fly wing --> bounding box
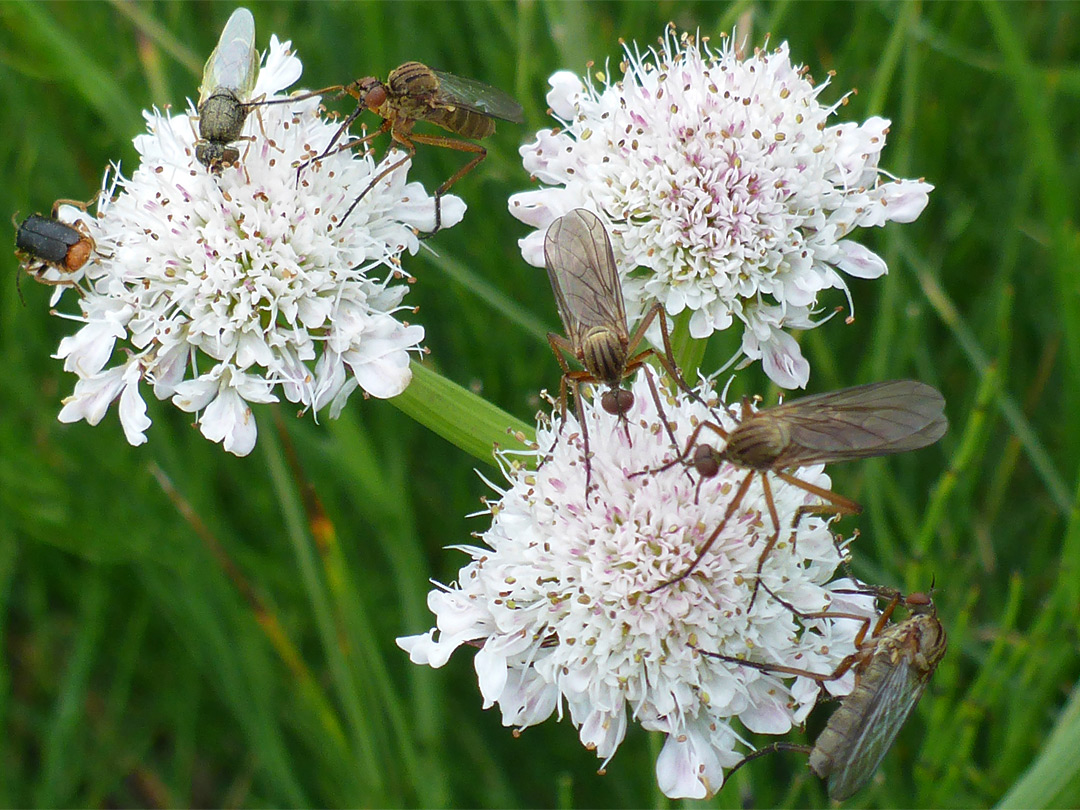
[825,656,931,801]
[543,209,629,347]
[431,70,525,123]
[199,8,259,104]
[768,380,948,467]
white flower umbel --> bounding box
[398,373,879,799]
[509,26,932,389]
[51,35,464,455]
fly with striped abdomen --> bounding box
[543,208,707,495]
[262,61,523,232]
[639,381,947,604]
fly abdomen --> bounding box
[808,675,879,780]
[435,106,497,139]
[580,326,627,385]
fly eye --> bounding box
[365,84,387,108]
[905,592,933,610]
[601,388,635,416]
[692,445,720,478]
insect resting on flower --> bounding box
[262,61,523,233]
[701,585,947,801]
[14,198,100,295]
[637,380,947,604]
[543,208,710,495]
[195,7,259,172]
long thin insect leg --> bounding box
[407,132,487,236]
[634,363,680,453]
[51,197,94,215]
[547,332,577,439]
[295,115,385,188]
[337,140,416,227]
[723,743,814,784]
[772,470,861,555]
[623,303,719,419]
[250,84,346,108]
[648,471,755,593]
[784,581,903,646]
[573,377,594,496]
[746,473,783,611]
[628,418,730,479]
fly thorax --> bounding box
[389,62,440,100]
[580,326,627,385]
[724,417,791,469]
[911,615,948,669]
[199,91,247,142]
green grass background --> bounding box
[1,1,1078,807]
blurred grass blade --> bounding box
[148,462,350,756]
[1,1,139,129]
[427,251,551,344]
[996,678,1080,809]
[915,268,1070,514]
[259,427,385,800]
[915,364,997,556]
[35,570,105,807]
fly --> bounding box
[641,381,947,605]
[701,587,947,801]
[264,61,523,232]
[196,7,259,172]
[544,208,705,494]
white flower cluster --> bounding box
[510,27,931,388]
[50,36,463,455]
[399,374,877,799]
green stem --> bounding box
[667,310,707,384]
[391,360,534,467]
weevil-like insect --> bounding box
[544,208,708,494]
[642,381,947,603]
[195,7,259,172]
[14,199,98,294]
[702,586,947,801]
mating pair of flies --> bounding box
[195,8,523,232]
[543,209,948,601]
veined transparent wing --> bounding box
[199,7,259,104]
[762,380,948,468]
[825,648,937,800]
[543,209,629,348]
[431,70,524,123]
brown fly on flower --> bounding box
[261,61,523,232]
[639,381,947,604]
[544,208,709,494]
[700,585,947,801]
